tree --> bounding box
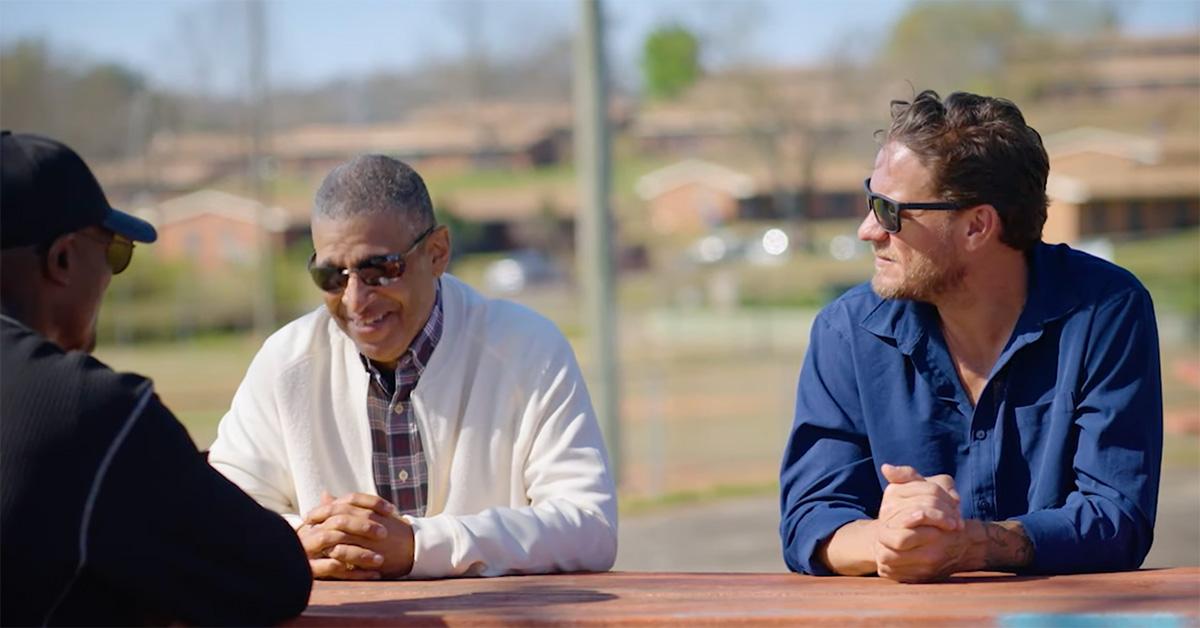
[0,39,162,161]
[641,25,700,101]
[882,1,1029,96]
[881,0,1132,101]
[68,62,147,159]
[0,40,56,132]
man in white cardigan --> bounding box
[209,155,617,580]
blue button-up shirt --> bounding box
[780,242,1162,576]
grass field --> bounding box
[94,228,1200,499]
[94,315,808,495]
[1112,229,1200,318]
[96,333,261,446]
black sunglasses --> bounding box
[308,224,438,293]
[864,178,964,233]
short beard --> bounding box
[871,232,965,303]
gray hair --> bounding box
[313,154,435,229]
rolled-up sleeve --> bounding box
[779,313,877,576]
[1014,288,1162,573]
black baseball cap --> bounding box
[1,130,157,250]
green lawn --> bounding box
[94,333,261,447]
[1113,228,1200,318]
[92,228,1200,491]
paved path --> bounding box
[615,468,1200,572]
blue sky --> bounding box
[1,0,1197,95]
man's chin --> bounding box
[348,334,405,365]
[353,340,401,363]
[872,275,924,302]
[871,275,902,300]
[332,317,411,364]
[872,271,962,304]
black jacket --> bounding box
[1,315,312,626]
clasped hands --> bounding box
[296,492,415,580]
[873,463,978,583]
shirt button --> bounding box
[977,499,990,512]
[974,429,987,440]
[397,469,409,482]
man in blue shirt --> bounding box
[779,91,1162,582]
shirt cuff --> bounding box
[787,508,871,576]
[403,515,455,579]
[1011,509,1078,574]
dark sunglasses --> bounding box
[864,178,964,233]
[74,230,135,274]
[308,224,438,293]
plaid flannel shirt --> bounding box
[361,284,442,516]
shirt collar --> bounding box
[859,241,1081,353]
[1021,241,1083,327]
[858,297,936,355]
[406,280,444,373]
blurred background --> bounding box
[2,0,1196,571]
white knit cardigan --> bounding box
[209,274,617,578]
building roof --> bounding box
[1050,165,1200,203]
[635,159,757,200]
[272,119,558,160]
[1045,126,1200,201]
[440,185,578,222]
[1043,127,1161,164]
[634,156,871,202]
[136,189,290,232]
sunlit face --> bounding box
[311,213,447,367]
[857,142,965,302]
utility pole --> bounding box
[574,0,620,485]
[247,0,275,338]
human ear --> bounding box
[41,234,75,287]
[962,204,999,251]
[428,226,452,276]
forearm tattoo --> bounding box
[984,520,1034,569]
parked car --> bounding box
[483,249,561,294]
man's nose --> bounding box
[857,211,888,243]
[341,272,373,314]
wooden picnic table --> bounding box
[292,567,1199,626]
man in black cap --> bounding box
[0,131,313,625]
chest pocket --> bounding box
[1013,390,1074,425]
[1008,392,1076,470]
[1013,397,1054,431]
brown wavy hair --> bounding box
[884,90,1049,250]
